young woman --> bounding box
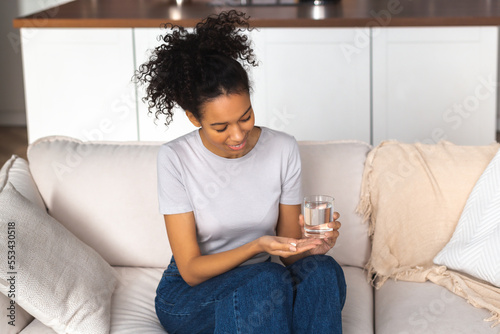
[135,10,346,334]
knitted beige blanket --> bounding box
[358,140,500,327]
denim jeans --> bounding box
[155,255,346,334]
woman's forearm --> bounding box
[178,235,315,286]
[179,239,262,286]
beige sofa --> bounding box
[0,135,498,334]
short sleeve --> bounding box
[280,138,303,205]
[157,144,193,214]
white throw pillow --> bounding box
[0,155,38,333]
[434,148,500,287]
[0,184,117,334]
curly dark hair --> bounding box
[134,10,258,126]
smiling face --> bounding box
[186,92,261,159]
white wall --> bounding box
[18,0,73,16]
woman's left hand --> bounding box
[298,212,341,255]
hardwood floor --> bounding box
[0,126,28,166]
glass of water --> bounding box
[303,195,334,238]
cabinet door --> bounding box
[250,28,371,142]
[372,27,498,145]
[22,28,138,143]
[134,28,197,142]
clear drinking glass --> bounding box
[303,195,334,238]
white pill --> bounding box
[290,242,297,247]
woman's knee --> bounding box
[245,262,290,288]
[315,255,344,278]
[217,262,293,331]
[298,255,346,306]
[316,256,345,288]
[289,255,345,285]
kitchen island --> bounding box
[13,0,500,28]
[13,0,500,145]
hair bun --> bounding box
[135,10,258,126]
[195,10,257,66]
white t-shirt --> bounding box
[157,127,302,265]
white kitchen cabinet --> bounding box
[251,28,371,142]
[20,26,498,146]
[372,27,498,145]
[133,27,371,143]
[21,28,138,143]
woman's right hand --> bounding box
[257,235,322,258]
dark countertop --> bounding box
[13,0,500,28]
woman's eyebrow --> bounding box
[210,105,252,126]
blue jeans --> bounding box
[155,254,346,334]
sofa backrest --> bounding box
[298,141,372,268]
[27,136,371,269]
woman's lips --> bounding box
[227,138,247,151]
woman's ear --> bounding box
[186,111,201,127]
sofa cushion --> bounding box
[0,156,39,334]
[28,136,371,269]
[341,266,374,334]
[111,267,165,333]
[0,185,117,334]
[27,136,168,267]
[375,279,498,334]
[110,266,375,334]
[299,140,372,268]
[21,265,371,334]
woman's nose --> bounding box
[229,125,244,142]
